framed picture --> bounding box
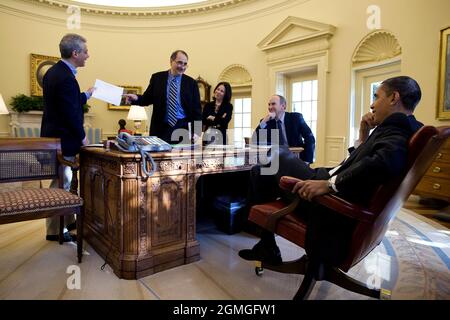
[437,26,450,120]
[108,85,142,110]
[30,53,60,96]
[196,76,211,108]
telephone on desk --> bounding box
[115,132,172,177]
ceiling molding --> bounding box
[25,0,254,17]
[352,30,402,65]
[258,16,336,52]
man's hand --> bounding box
[86,87,96,96]
[123,94,138,104]
[207,115,215,121]
[262,112,276,124]
[82,137,89,146]
[358,112,377,144]
[292,179,329,201]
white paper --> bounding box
[92,79,124,106]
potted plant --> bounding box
[10,94,91,113]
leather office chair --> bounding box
[246,126,450,300]
[0,138,84,263]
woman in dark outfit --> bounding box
[202,82,233,145]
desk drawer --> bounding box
[415,176,450,201]
[433,140,450,164]
[424,161,450,179]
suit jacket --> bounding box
[330,113,423,205]
[136,71,202,137]
[303,113,423,265]
[253,112,315,163]
[40,60,87,156]
[202,101,233,144]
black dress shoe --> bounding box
[238,240,282,265]
[46,232,76,242]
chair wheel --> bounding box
[255,267,264,276]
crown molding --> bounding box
[25,0,253,17]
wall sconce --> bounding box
[0,94,9,115]
[127,105,147,135]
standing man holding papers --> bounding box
[124,50,202,143]
[41,33,94,242]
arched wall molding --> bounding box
[352,29,402,66]
[258,16,336,166]
[218,64,252,94]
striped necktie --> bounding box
[167,77,178,127]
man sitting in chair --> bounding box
[239,76,423,266]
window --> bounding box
[291,80,318,138]
[233,97,251,148]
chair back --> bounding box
[341,126,450,271]
[0,138,62,184]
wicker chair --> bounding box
[246,125,450,299]
[0,138,84,263]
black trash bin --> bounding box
[213,195,247,234]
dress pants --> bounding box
[249,147,355,266]
[46,155,76,235]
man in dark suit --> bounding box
[240,76,423,266]
[252,94,315,163]
[125,50,202,144]
[41,33,94,242]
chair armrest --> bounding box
[313,194,376,223]
[279,176,376,223]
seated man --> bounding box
[252,94,316,163]
[239,76,423,266]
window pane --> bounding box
[234,113,243,127]
[302,81,312,101]
[243,128,251,137]
[292,82,301,101]
[243,98,251,113]
[234,99,242,113]
[293,102,301,113]
[234,128,242,140]
[302,101,312,120]
[243,113,251,127]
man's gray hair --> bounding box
[59,34,86,59]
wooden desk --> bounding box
[80,146,303,279]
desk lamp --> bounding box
[0,94,9,115]
[127,105,147,135]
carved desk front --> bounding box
[80,145,303,279]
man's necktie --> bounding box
[167,78,178,127]
[276,119,287,146]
